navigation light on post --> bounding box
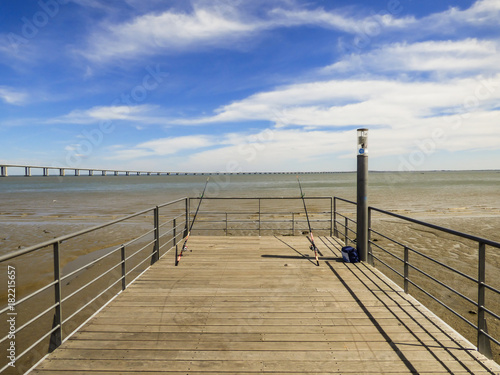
[357,128,368,155]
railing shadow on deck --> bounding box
[317,236,495,374]
[333,197,500,364]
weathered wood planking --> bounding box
[32,236,500,374]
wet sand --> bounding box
[0,171,499,370]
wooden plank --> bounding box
[31,236,500,375]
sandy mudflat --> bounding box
[1,171,499,370]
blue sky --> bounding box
[0,0,499,172]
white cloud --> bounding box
[107,135,217,160]
[0,86,28,105]
[427,0,500,26]
[51,104,158,124]
[174,74,500,128]
[78,0,418,62]
[82,4,261,62]
[324,39,500,75]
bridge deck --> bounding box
[32,236,500,374]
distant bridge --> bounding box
[0,164,331,177]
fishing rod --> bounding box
[176,177,210,266]
[297,176,320,266]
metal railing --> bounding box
[0,195,332,373]
[187,197,334,236]
[2,194,499,373]
[333,196,500,359]
[333,197,357,245]
[0,198,188,374]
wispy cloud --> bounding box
[79,0,500,63]
[173,74,500,127]
[323,39,500,76]
[81,3,262,62]
[0,86,28,105]
[106,135,218,160]
[77,0,416,63]
[50,104,159,124]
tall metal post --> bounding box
[49,241,62,352]
[152,206,160,264]
[185,198,190,238]
[477,242,492,358]
[356,129,369,262]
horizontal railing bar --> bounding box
[484,282,500,296]
[193,212,332,217]
[62,277,122,326]
[158,214,185,229]
[369,206,500,249]
[156,197,187,209]
[125,239,156,263]
[159,241,173,251]
[335,197,357,205]
[158,231,175,240]
[369,241,405,263]
[407,247,478,284]
[334,213,355,221]
[0,197,188,262]
[0,302,57,345]
[4,325,60,371]
[62,262,121,304]
[61,246,122,282]
[192,196,333,200]
[407,278,478,330]
[0,280,57,315]
[408,263,478,307]
[196,219,330,225]
[125,252,154,278]
[370,227,479,284]
[480,329,500,347]
[483,305,500,322]
[371,254,404,279]
[159,223,186,238]
[370,228,408,249]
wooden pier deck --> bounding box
[32,236,500,374]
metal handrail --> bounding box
[0,197,187,262]
[0,197,188,373]
[369,206,500,248]
[332,197,500,359]
[186,197,334,236]
[2,194,498,372]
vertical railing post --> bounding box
[49,241,62,352]
[152,206,160,264]
[121,245,126,290]
[292,212,295,236]
[258,198,261,237]
[225,213,228,236]
[367,208,373,266]
[172,218,177,258]
[477,242,492,358]
[330,197,333,237]
[344,217,348,246]
[185,198,190,238]
[404,246,409,293]
[333,198,338,237]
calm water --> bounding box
[1,170,500,252]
